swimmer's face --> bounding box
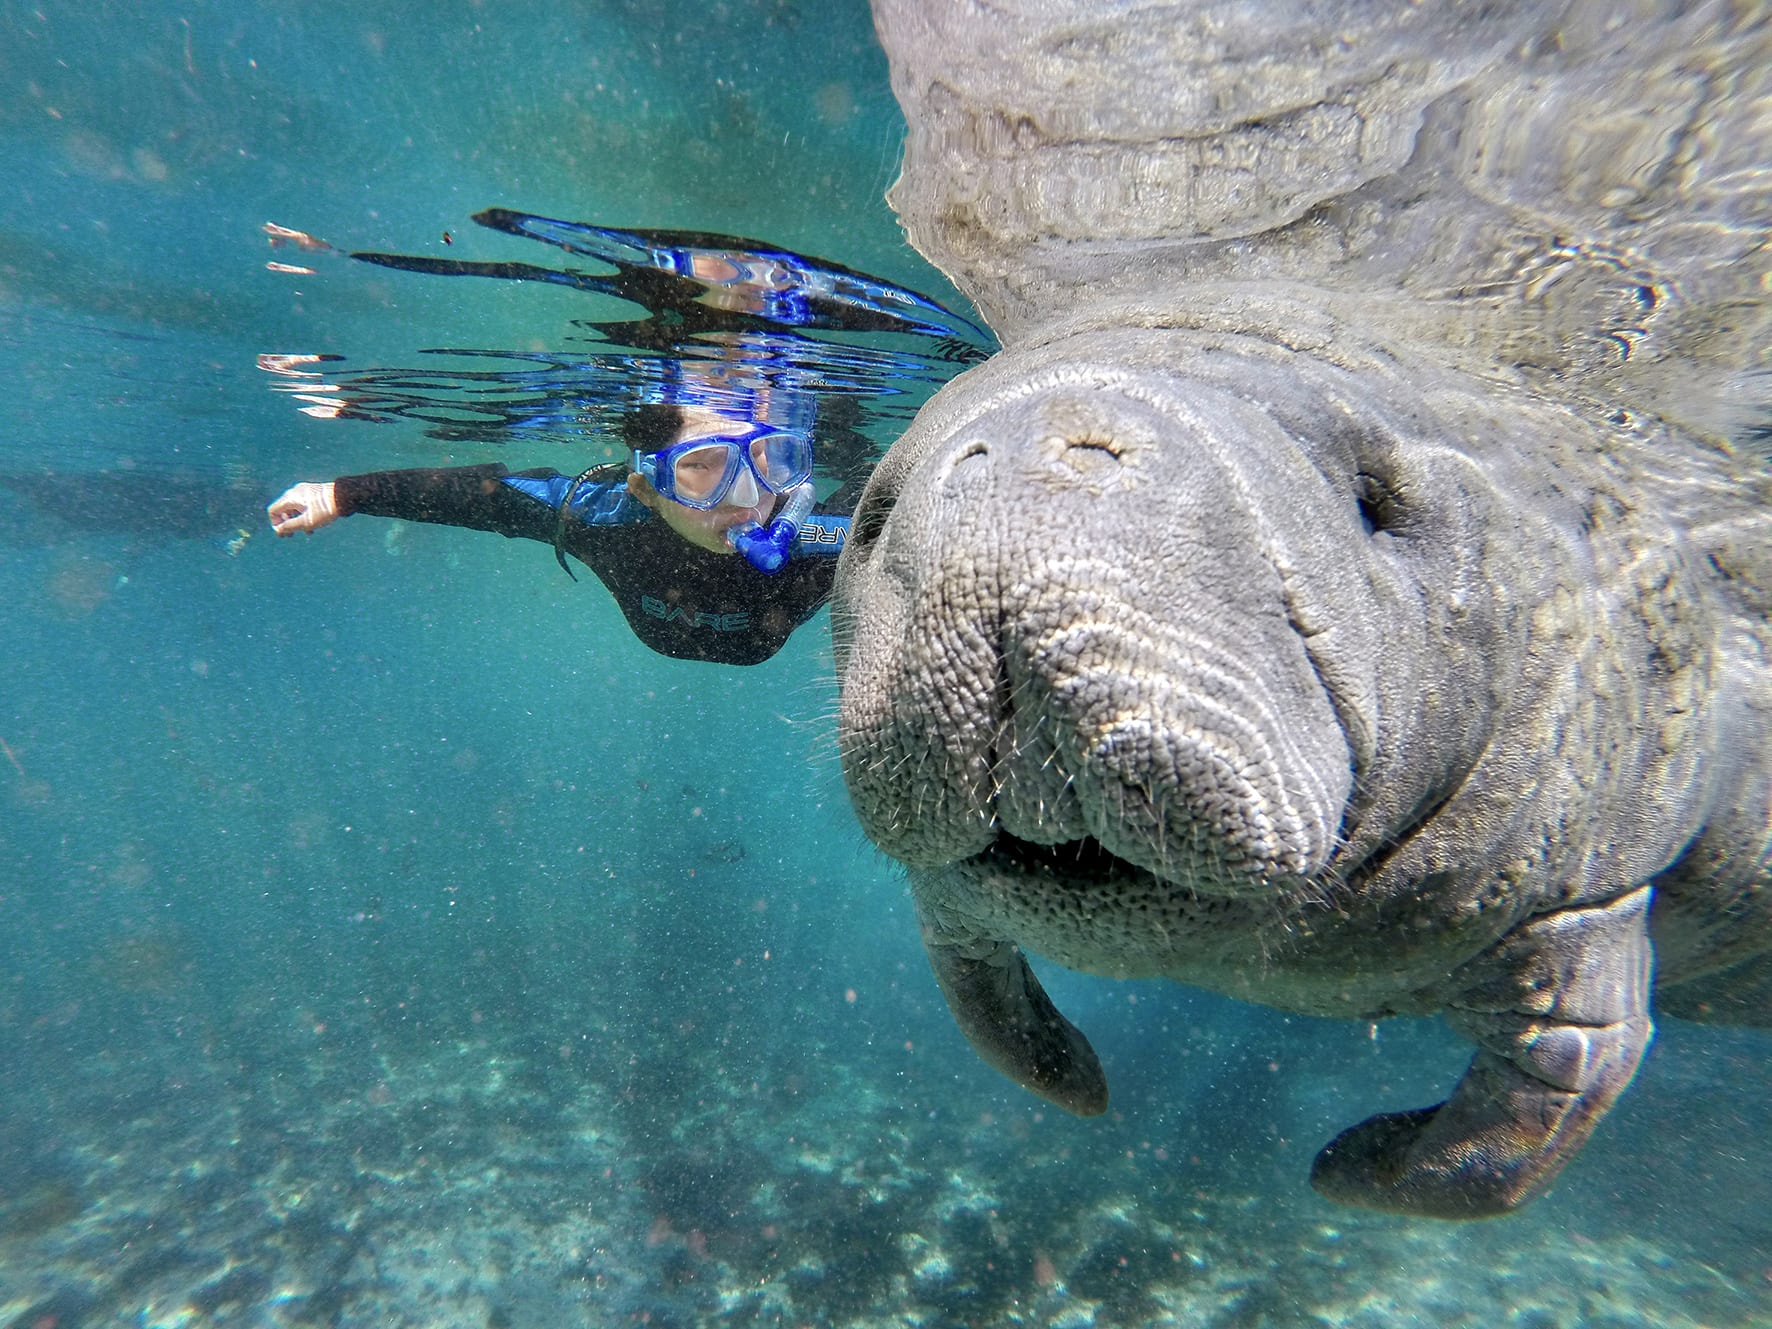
[628,407,780,554]
[627,469,776,554]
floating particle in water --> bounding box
[45,556,113,619]
[815,81,855,125]
[262,221,332,252]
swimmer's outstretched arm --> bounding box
[268,465,613,544]
[267,481,339,535]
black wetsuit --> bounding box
[333,463,850,665]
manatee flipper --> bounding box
[1312,887,1655,1218]
[919,920,1109,1117]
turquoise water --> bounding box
[1,3,1768,1326]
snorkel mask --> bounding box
[633,424,816,574]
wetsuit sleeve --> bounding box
[791,508,850,558]
[332,463,564,542]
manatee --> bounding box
[835,0,1772,1218]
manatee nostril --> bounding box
[1065,434,1121,456]
[941,436,992,486]
[1059,433,1124,479]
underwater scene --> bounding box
[1,3,1768,1327]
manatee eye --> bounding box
[1354,470,1402,536]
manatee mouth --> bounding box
[976,830,1151,889]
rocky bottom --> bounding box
[3,1010,1768,1329]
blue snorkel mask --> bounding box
[634,423,816,573]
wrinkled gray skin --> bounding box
[836,0,1772,1218]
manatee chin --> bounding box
[923,835,1301,988]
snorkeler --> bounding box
[264,212,988,665]
[268,396,863,666]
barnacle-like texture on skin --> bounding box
[842,0,1772,1217]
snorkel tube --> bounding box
[727,481,815,574]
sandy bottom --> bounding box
[4,1014,1768,1329]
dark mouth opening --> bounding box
[982,831,1142,884]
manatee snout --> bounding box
[836,362,1358,894]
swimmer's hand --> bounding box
[268,481,340,536]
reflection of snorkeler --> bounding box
[266,216,987,666]
[347,208,992,353]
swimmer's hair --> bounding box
[622,402,683,455]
